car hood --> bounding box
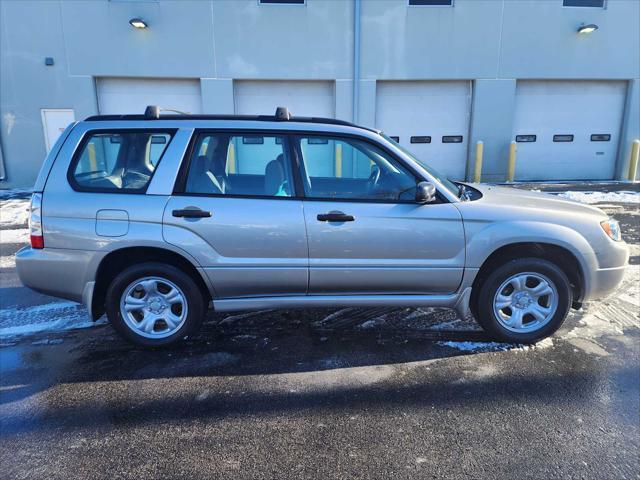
[466,184,607,218]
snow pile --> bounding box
[0,198,29,226]
[556,191,640,205]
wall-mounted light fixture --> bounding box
[129,18,148,29]
[577,23,598,34]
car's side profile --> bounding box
[16,107,628,347]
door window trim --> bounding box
[173,129,449,204]
[173,129,303,200]
[67,128,177,194]
[290,132,447,205]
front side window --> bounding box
[71,131,172,192]
[295,135,418,202]
[184,133,294,198]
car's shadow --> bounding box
[0,307,496,401]
[0,306,618,437]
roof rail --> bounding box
[84,105,380,133]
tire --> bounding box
[475,257,572,344]
[105,262,205,347]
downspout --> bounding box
[352,0,361,124]
[0,137,6,181]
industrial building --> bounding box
[1,0,639,188]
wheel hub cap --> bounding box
[119,276,188,339]
[492,272,559,333]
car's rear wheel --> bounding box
[475,258,572,343]
[105,262,205,347]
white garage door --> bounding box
[234,80,334,118]
[513,81,626,181]
[375,81,472,180]
[97,78,202,115]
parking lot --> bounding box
[1,185,638,479]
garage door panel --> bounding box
[514,81,626,181]
[97,78,202,115]
[234,80,334,118]
[375,81,471,181]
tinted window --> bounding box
[296,136,418,201]
[71,131,172,192]
[184,133,294,197]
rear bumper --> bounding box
[15,247,101,307]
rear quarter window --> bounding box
[69,130,174,192]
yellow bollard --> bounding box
[628,139,640,181]
[335,143,342,178]
[227,143,236,174]
[88,143,97,172]
[473,141,484,183]
[507,141,517,182]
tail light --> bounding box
[29,193,44,249]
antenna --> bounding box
[275,107,291,121]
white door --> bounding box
[234,80,335,118]
[513,81,626,181]
[97,78,203,115]
[41,109,75,153]
[375,81,472,181]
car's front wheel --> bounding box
[475,258,572,343]
[105,262,205,347]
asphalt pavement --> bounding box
[0,183,638,479]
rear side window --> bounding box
[182,133,294,198]
[70,130,173,192]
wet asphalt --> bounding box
[0,184,639,479]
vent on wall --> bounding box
[260,0,305,4]
[562,0,605,7]
[409,0,453,5]
[553,135,574,143]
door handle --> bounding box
[317,212,355,222]
[172,208,212,218]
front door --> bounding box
[163,132,307,298]
[293,134,465,295]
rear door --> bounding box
[163,131,308,298]
[293,134,465,295]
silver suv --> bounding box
[16,106,628,347]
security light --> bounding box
[577,23,598,34]
[129,18,148,29]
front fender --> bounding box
[464,220,597,294]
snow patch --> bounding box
[0,256,15,268]
[564,265,640,340]
[0,301,105,338]
[438,337,553,353]
[0,199,29,226]
[0,228,29,244]
[556,191,640,205]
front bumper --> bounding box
[15,247,101,306]
[583,241,629,301]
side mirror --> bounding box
[415,181,436,204]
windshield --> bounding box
[381,133,460,198]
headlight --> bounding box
[600,219,622,242]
